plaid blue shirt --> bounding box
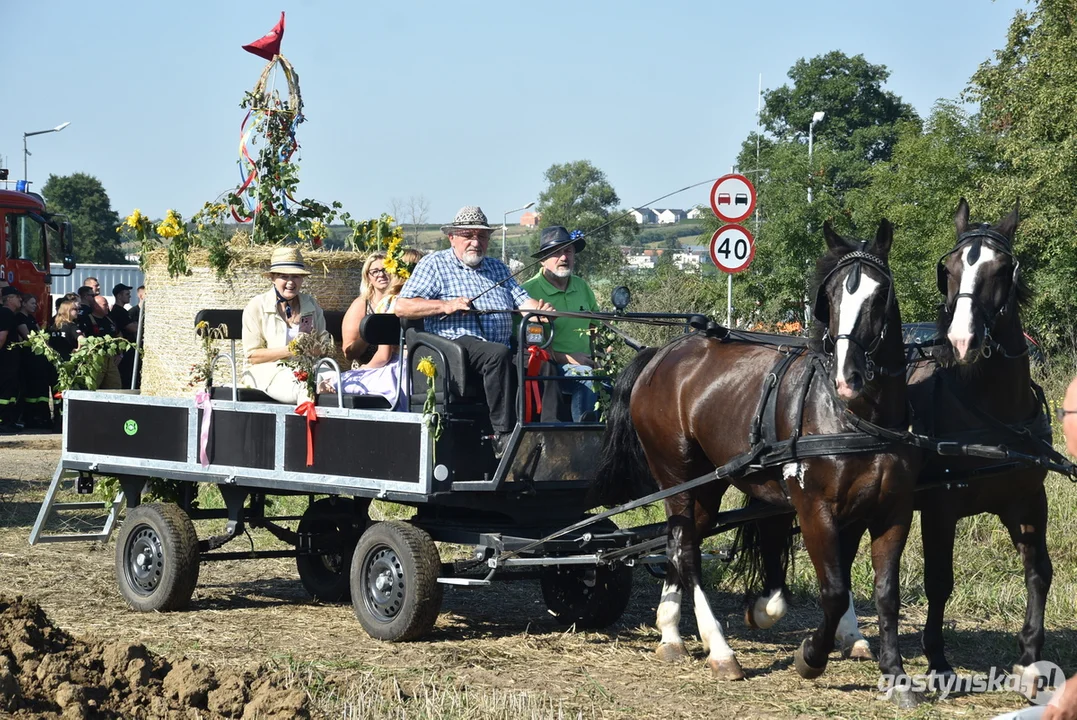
[400,249,532,345]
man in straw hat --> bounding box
[241,246,326,404]
[396,206,553,456]
[521,226,600,422]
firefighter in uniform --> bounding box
[0,287,24,432]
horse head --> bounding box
[938,198,1022,363]
[813,219,898,401]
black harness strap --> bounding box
[759,347,806,446]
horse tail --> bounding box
[729,495,796,607]
[590,346,660,507]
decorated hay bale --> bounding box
[140,244,366,398]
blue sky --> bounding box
[3,0,1026,225]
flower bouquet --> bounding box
[284,329,335,399]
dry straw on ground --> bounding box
[140,240,367,397]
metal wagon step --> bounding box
[28,464,124,545]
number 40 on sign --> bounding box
[709,224,755,274]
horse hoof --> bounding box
[793,639,827,679]
[655,643,690,663]
[889,689,927,709]
[744,606,758,629]
[841,639,875,662]
[707,656,746,681]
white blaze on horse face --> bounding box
[693,585,735,660]
[834,275,881,399]
[657,582,683,646]
[949,245,998,361]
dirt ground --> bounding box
[1,433,1072,719]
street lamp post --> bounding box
[807,111,824,204]
[23,121,71,184]
[502,201,535,264]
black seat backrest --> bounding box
[406,328,478,403]
[360,313,406,346]
[323,310,345,344]
[195,309,244,339]
[196,308,348,344]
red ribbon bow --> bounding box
[294,401,318,466]
[525,346,551,422]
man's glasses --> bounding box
[1056,408,1077,422]
[456,231,490,242]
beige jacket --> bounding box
[241,288,325,392]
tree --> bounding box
[849,102,997,323]
[389,195,431,247]
[708,51,919,325]
[964,0,1077,348]
[535,160,637,277]
[41,173,125,263]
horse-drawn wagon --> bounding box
[28,301,720,642]
[28,200,1077,708]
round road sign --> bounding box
[709,225,755,274]
[709,173,756,224]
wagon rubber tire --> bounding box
[540,564,634,629]
[351,521,443,642]
[115,502,200,612]
[296,498,367,603]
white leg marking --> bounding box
[693,585,734,660]
[836,590,870,653]
[948,245,997,360]
[834,275,881,397]
[751,587,788,630]
[656,582,683,646]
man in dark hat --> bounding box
[397,205,553,456]
[0,286,24,431]
[522,226,600,422]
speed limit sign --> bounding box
[708,224,755,273]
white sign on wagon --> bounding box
[709,173,757,224]
[709,224,755,274]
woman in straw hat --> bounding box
[241,246,326,404]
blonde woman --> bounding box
[341,253,389,364]
[321,248,424,409]
[241,247,326,404]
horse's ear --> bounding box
[823,221,845,252]
[873,218,894,259]
[955,198,970,237]
[996,200,1019,243]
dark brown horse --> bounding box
[832,200,1051,681]
[593,220,925,707]
[920,199,1049,676]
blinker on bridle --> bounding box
[816,248,902,381]
[936,225,1023,359]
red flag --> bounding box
[242,12,285,60]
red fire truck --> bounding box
[0,186,75,326]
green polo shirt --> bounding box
[521,272,600,356]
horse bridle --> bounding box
[815,249,904,381]
[936,226,1025,359]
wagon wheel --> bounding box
[350,521,443,642]
[115,503,200,612]
[540,563,634,629]
[296,497,367,603]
